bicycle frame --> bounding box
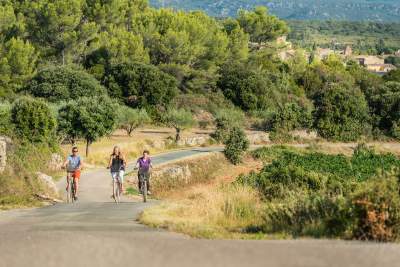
[67,177,76,203]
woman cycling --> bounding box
[107,146,126,198]
[135,150,153,195]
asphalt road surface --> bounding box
[1,147,400,267]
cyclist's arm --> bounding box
[62,158,69,169]
[78,158,83,170]
[107,155,113,169]
[134,160,139,170]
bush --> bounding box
[223,127,249,165]
[24,66,107,102]
[351,175,400,242]
[268,102,313,132]
[238,146,400,240]
[0,102,12,136]
[11,97,56,143]
[313,83,371,141]
[213,108,245,142]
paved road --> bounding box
[1,148,400,267]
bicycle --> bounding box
[138,172,150,203]
[66,177,76,204]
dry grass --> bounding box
[139,155,265,239]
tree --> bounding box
[24,66,107,102]
[117,106,151,136]
[237,6,288,43]
[24,0,98,64]
[4,38,37,90]
[58,96,117,156]
[383,69,400,83]
[11,97,56,143]
[369,82,400,138]
[313,83,370,141]
[223,127,249,165]
[163,108,195,142]
[213,108,245,142]
[104,62,178,108]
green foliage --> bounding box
[0,101,12,136]
[163,108,195,141]
[313,83,370,141]
[288,20,400,54]
[351,175,400,242]
[104,62,178,109]
[237,7,288,43]
[218,62,301,111]
[383,69,400,83]
[268,102,313,132]
[239,146,400,240]
[223,127,249,165]
[58,96,117,155]
[0,38,37,94]
[11,97,56,143]
[213,108,245,142]
[117,106,151,136]
[24,66,107,102]
[368,81,400,139]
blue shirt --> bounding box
[67,155,81,172]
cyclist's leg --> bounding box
[137,172,142,193]
[119,170,125,193]
[146,172,151,193]
[111,172,116,197]
[73,170,80,197]
[66,172,72,191]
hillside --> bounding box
[149,0,400,21]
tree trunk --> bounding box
[175,128,181,142]
[86,139,91,157]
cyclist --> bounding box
[107,146,126,198]
[62,146,83,201]
[135,150,153,195]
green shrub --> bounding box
[103,62,178,109]
[213,108,245,142]
[163,108,196,142]
[11,97,56,143]
[268,102,313,132]
[313,83,371,141]
[24,66,107,102]
[351,174,400,242]
[0,102,12,136]
[239,146,400,240]
[223,127,249,165]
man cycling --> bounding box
[63,146,83,201]
[135,150,153,195]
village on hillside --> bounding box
[251,36,398,75]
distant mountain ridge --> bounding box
[149,0,400,21]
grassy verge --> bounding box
[0,142,60,210]
[138,154,266,239]
[140,143,400,241]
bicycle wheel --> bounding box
[71,180,75,203]
[115,179,120,204]
[142,179,147,203]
